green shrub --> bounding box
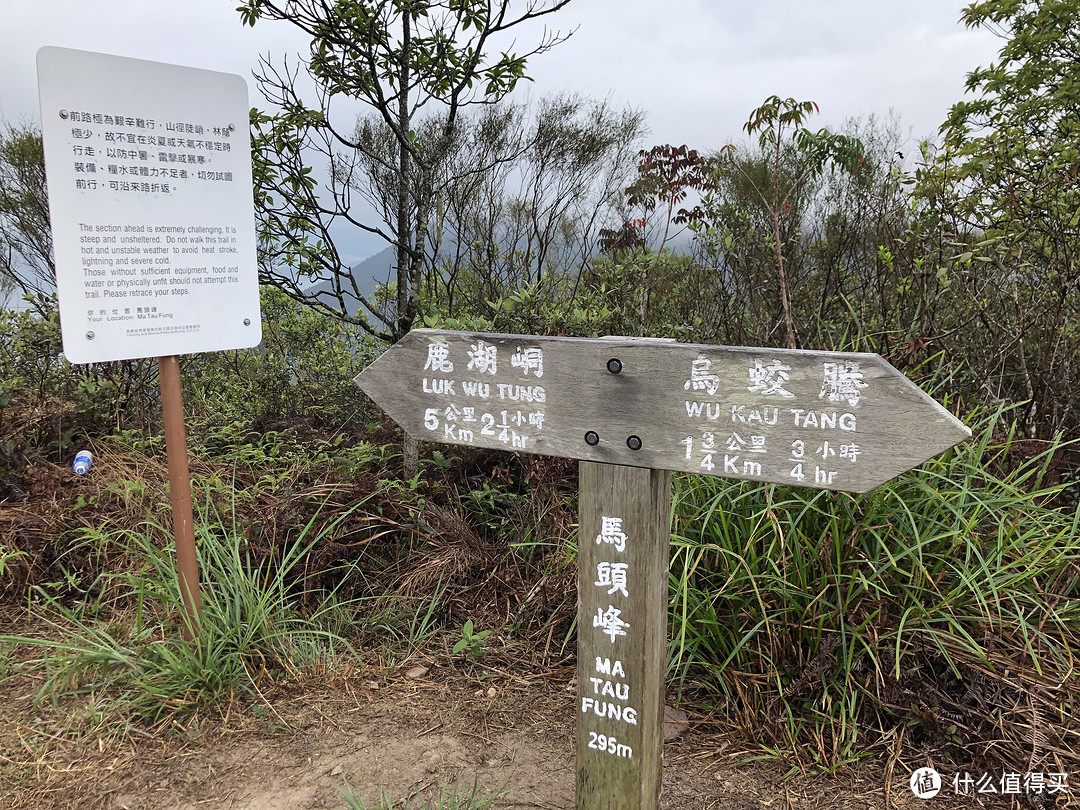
[2,493,371,728]
[668,408,1079,771]
[0,300,158,458]
[183,287,382,433]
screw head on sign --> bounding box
[243,318,251,326]
[584,431,600,446]
[86,331,95,340]
[626,435,642,451]
[606,358,623,374]
[59,109,69,119]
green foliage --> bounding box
[451,619,492,658]
[242,0,578,339]
[183,286,379,433]
[0,289,380,481]
[933,0,1080,439]
[2,493,371,728]
[0,543,28,581]
[950,0,1080,140]
[0,123,53,306]
[422,249,714,343]
[0,301,160,459]
[0,299,65,406]
[432,94,646,319]
[742,96,864,175]
[715,96,865,349]
[2,10,1079,778]
[597,144,716,326]
[668,409,1079,770]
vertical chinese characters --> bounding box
[584,511,639,754]
[592,515,630,643]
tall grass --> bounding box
[668,408,1079,771]
[2,493,370,729]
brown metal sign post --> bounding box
[355,329,971,810]
[159,355,202,641]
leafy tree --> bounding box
[432,94,645,316]
[0,124,54,312]
[938,0,1080,438]
[616,144,714,323]
[504,95,643,287]
[239,0,575,342]
[773,114,917,356]
[722,97,864,349]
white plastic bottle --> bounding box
[72,450,93,475]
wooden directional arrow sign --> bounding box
[357,328,972,810]
[355,329,971,493]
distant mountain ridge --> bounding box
[303,245,395,317]
[301,229,694,319]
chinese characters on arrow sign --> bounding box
[358,328,970,492]
[585,514,637,761]
[420,339,548,449]
[681,353,867,488]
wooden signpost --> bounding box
[355,328,971,810]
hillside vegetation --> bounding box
[2,0,1080,803]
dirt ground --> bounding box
[1,655,1022,810]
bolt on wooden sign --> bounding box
[355,329,971,493]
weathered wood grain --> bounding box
[354,329,971,492]
[576,462,671,810]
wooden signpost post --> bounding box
[355,328,971,810]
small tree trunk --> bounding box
[639,268,648,328]
[771,136,797,351]
[403,432,419,478]
[394,11,413,340]
[773,215,797,350]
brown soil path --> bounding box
[1,664,1004,810]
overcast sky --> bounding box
[2,0,1002,264]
